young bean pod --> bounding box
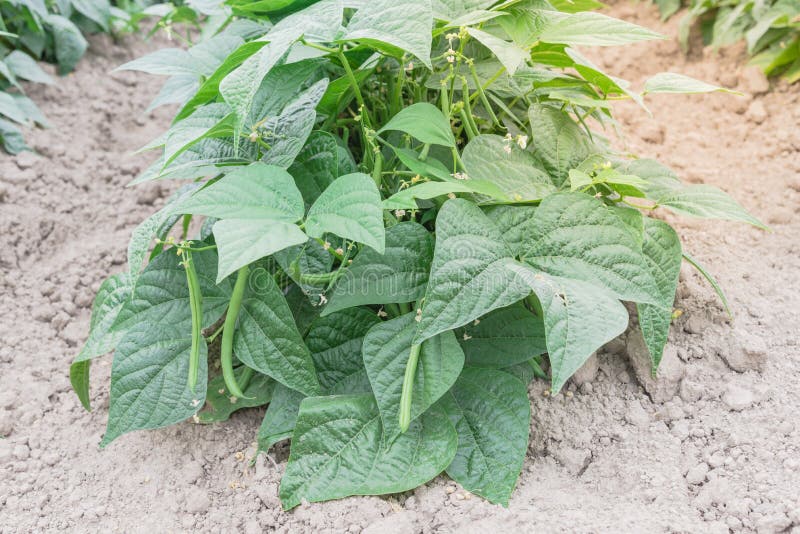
[220,265,250,399]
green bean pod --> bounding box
[220,265,250,399]
[183,250,203,392]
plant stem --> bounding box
[398,302,412,314]
[206,322,224,344]
[238,366,255,392]
[399,343,422,433]
[385,303,402,318]
[468,62,501,128]
[338,45,368,121]
[221,265,250,399]
[529,357,547,380]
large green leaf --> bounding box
[258,382,305,453]
[462,135,556,203]
[341,0,433,68]
[636,218,682,372]
[234,271,320,396]
[324,222,434,315]
[177,163,304,222]
[509,265,629,393]
[305,173,386,253]
[213,219,308,283]
[440,367,530,506]
[279,394,457,509]
[362,313,464,441]
[528,103,595,187]
[455,302,546,367]
[379,103,455,147]
[306,308,380,394]
[520,192,660,304]
[482,204,538,257]
[46,15,88,74]
[655,184,767,229]
[101,322,208,446]
[290,131,357,206]
[538,11,663,47]
[414,199,532,344]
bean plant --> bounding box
[71,0,764,508]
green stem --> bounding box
[385,303,402,318]
[206,322,224,344]
[469,63,501,128]
[338,45,368,121]
[221,265,250,399]
[399,344,422,433]
[461,77,479,136]
[529,357,547,380]
[398,302,412,314]
[238,366,255,392]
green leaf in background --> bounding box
[116,48,204,76]
[431,0,495,20]
[258,382,305,453]
[4,51,53,84]
[382,181,477,210]
[509,265,629,393]
[362,313,464,441]
[0,119,28,154]
[655,184,767,229]
[643,72,738,95]
[539,11,664,47]
[462,134,556,202]
[324,222,434,315]
[279,394,457,509]
[177,163,305,222]
[101,322,208,446]
[440,367,530,506]
[45,14,88,74]
[197,369,274,424]
[521,192,661,304]
[528,103,595,187]
[455,302,547,368]
[379,102,455,147]
[305,172,386,253]
[636,218,682,372]
[414,199,532,344]
[234,270,320,396]
[342,0,434,68]
[71,0,112,31]
[306,307,380,394]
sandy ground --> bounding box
[1,4,799,533]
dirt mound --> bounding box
[1,5,798,532]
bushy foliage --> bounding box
[72,0,763,508]
[656,0,800,83]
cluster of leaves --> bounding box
[0,0,144,153]
[656,0,800,83]
[71,0,764,509]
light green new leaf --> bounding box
[101,322,208,446]
[467,28,529,74]
[644,72,738,95]
[521,192,660,304]
[325,222,434,315]
[462,134,556,202]
[234,272,320,396]
[383,181,477,209]
[197,369,274,424]
[258,382,305,453]
[279,394,457,509]
[305,173,386,253]
[509,265,629,393]
[214,220,308,282]
[655,184,767,229]
[539,11,663,47]
[414,199,532,344]
[636,218,681,372]
[379,103,455,147]
[440,367,530,506]
[528,103,595,187]
[362,313,464,441]
[342,0,433,68]
[306,308,380,394]
[455,302,546,367]
[177,163,304,222]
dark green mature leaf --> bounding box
[246,59,323,129]
[234,271,320,396]
[440,367,530,506]
[509,265,629,393]
[341,0,434,68]
[279,394,457,509]
[46,15,88,74]
[414,199,532,344]
[380,103,455,147]
[274,238,334,303]
[324,222,434,315]
[362,313,464,441]
[177,163,305,222]
[528,103,595,186]
[636,218,681,372]
[70,360,92,412]
[197,369,274,424]
[258,382,305,453]
[462,135,556,202]
[290,131,349,206]
[305,173,386,253]
[455,302,547,367]
[655,185,767,229]
[521,192,660,304]
[482,205,538,257]
[101,322,208,446]
[306,307,380,394]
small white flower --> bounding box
[462,332,472,341]
[377,308,388,318]
[516,134,528,150]
[415,308,423,322]
[446,49,456,63]
[323,241,331,250]
[503,144,512,155]
[447,192,456,199]
[405,61,414,71]
[335,247,344,255]
[473,319,480,326]
[394,209,406,217]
